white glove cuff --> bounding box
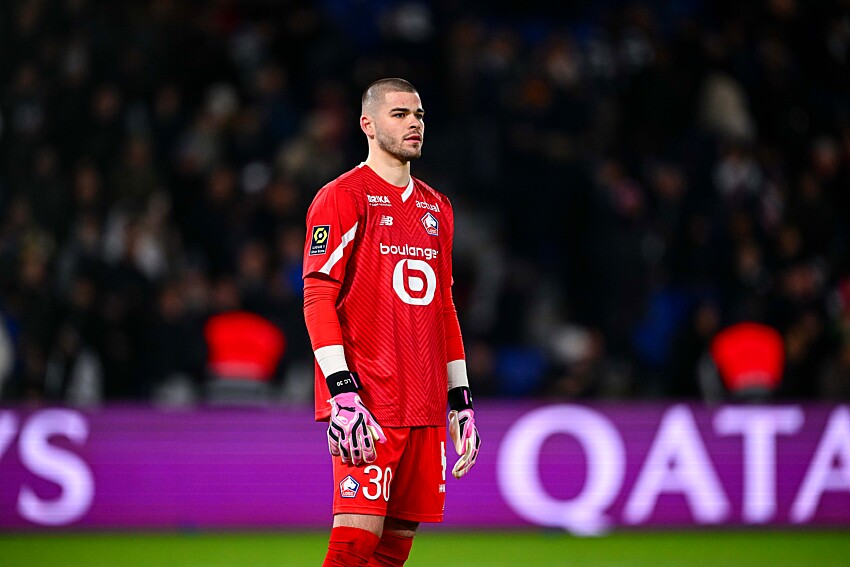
[315,344,349,377]
[447,359,469,390]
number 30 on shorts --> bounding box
[363,465,393,501]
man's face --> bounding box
[370,91,424,162]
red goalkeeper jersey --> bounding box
[303,163,454,427]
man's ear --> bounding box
[360,115,375,138]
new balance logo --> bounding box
[379,215,393,226]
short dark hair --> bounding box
[361,78,419,114]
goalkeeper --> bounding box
[302,78,480,567]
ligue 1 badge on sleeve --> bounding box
[309,225,330,255]
[420,212,439,236]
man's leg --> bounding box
[366,517,418,567]
[322,513,385,567]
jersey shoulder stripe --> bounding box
[319,222,359,275]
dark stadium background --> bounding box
[1,1,850,565]
[1,0,849,405]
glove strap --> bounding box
[326,371,361,397]
[448,386,474,411]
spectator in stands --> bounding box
[0,0,848,404]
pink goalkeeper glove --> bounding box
[448,387,480,479]
[328,390,386,466]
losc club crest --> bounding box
[421,212,439,236]
[339,475,360,498]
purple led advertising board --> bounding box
[0,403,848,533]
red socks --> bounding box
[322,526,381,567]
[321,526,415,567]
[367,531,414,567]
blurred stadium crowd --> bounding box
[1,0,849,405]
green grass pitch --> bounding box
[2,530,849,566]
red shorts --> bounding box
[332,425,446,523]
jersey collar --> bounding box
[400,177,414,203]
[360,162,415,203]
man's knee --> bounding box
[382,517,419,539]
[333,513,387,537]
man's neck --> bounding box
[364,153,411,187]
